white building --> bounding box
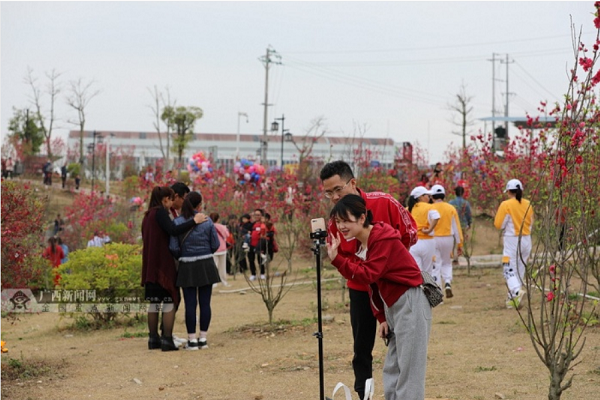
[68,130,403,174]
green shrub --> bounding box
[67,163,80,179]
[57,243,143,328]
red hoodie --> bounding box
[331,222,423,323]
[327,189,418,292]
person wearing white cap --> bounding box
[407,186,440,277]
[494,179,534,309]
[430,184,463,298]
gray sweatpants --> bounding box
[383,286,432,400]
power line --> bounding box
[282,33,593,55]
[286,48,570,68]
[513,60,561,102]
[283,56,446,106]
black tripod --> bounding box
[311,233,329,400]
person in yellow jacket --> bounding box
[494,179,534,309]
[407,186,440,277]
[430,184,463,298]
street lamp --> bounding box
[105,133,115,197]
[272,114,292,168]
[236,112,249,160]
[90,130,103,195]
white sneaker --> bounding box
[172,335,187,347]
[222,282,231,287]
[242,243,249,250]
[198,339,208,349]
[506,290,526,309]
[249,275,256,281]
[260,274,266,280]
[186,339,199,351]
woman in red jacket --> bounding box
[327,194,431,400]
[42,237,64,286]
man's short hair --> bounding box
[319,160,354,182]
[170,182,190,198]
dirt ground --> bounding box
[2,263,599,400]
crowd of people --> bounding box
[33,157,531,400]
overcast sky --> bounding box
[1,1,596,163]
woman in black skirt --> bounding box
[169,191,220,350]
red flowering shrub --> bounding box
[1,180,52,289]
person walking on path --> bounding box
[327,194,431,400]
[448,185,472,265]
[210,212,231,287]
[430,184,463,298]
[494,179,534,309]
[142,186,207,352]
[407,186,440,277]
[61,164,68,189]
[170,192,220,350]
[320,160,418,400]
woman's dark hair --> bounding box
[170,182,190,198]
[329,194,372,228]
[407,195,418,213]
[56,237,63,245]
[48,237,57,254]
[454,186,465,197]
[146,186,174,214]
[509,188,523,203]
[209,212,219,223]
[320,160,354,182]
[181,192,203,219]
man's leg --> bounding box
[349,288,376,400]
[248,246,257,277]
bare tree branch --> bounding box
[65,78,101,164]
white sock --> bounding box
[188,334,197,341]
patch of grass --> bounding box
[1,354,67,381]
[120,331,147,338]
[62,312,147,332]
[437,320,457,325]
[474,365,497,372]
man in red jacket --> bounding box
[320,160,418,400]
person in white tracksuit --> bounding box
[494,179,534,309]
[430,184,463,298]
[407,186,440,276]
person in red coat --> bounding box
[141,186,206,351]
[327,194,431,400]
[320,160,418,400]
[42,237,65,286]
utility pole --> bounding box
[259,47,281,165]
[500,54,514,139]
[489,53,502,152]
[236,112,249,160]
